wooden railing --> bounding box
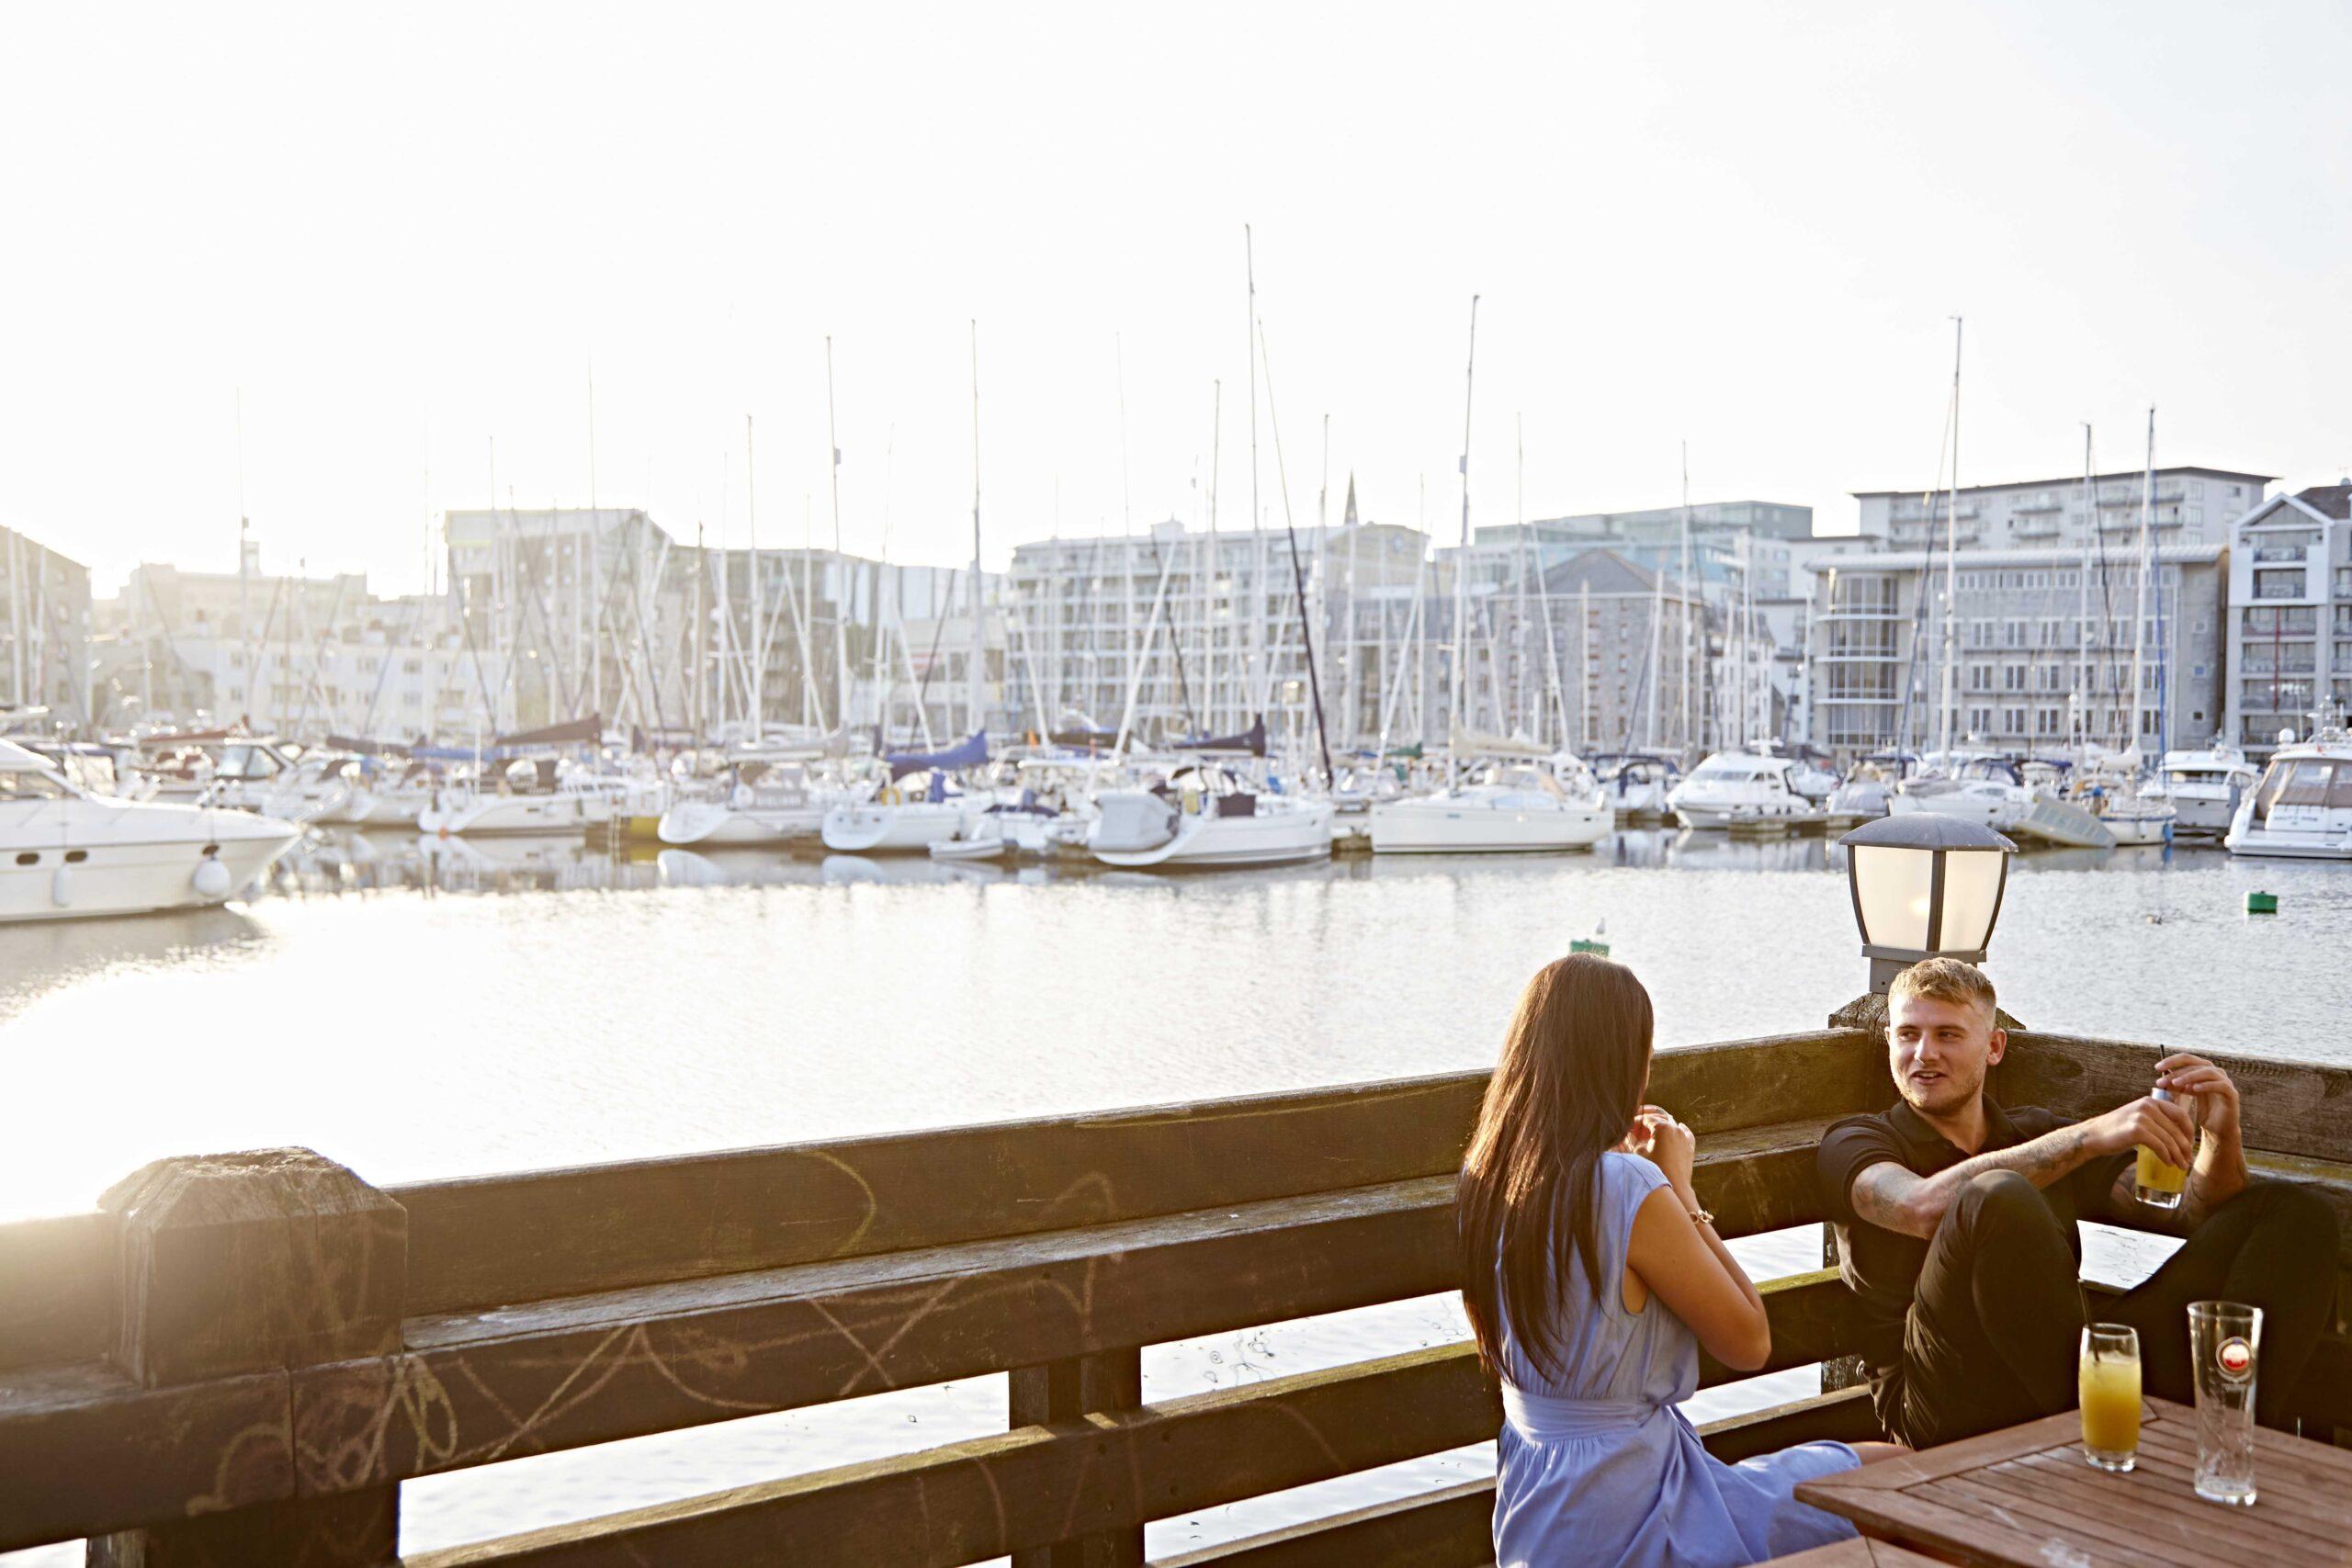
[2,1024,2346,1566]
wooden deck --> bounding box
[0,1023,2345,1565]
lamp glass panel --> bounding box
[1938,849,2007,953]
[1852,843,1934,951]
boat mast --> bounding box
[1245,226,1264,724]
[1511,413,1532,739]
[1938,315,1962,759]
[1524,416,1567,751]
[1678,441,1693,752]
[1577,579,1592,751]
[1452,293,1479,784]
[1204,380,1221,734]
[967,320,986,739]
[826,336,851,734]
[745,416,763,737]
[1255,307,1335,783]
[2076,423,2093,755]
[2131,406,2154,761]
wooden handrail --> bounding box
[0,1027,2343,1566]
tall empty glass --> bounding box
[2078,1323,2142,1472]
[2188,1301,2262,1505]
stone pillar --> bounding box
[89,1148,405,1568]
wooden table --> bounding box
[1794,1397,2352,1566]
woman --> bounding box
[1459,953,1905,1568]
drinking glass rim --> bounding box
[2188,1300,2263,1325]
[2081,1322,2139,1359]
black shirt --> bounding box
[1816,1095,2132,1375]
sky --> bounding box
[3,3,2347,598]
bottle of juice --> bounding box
[2133,1084,2189,1210]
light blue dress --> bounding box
[1492,1152,1861,1568]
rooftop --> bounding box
[1850,465,2274,500]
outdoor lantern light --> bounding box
[1838,814,2016,993]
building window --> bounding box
[2254,569,2305,601]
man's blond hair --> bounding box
[1888,957,1997,1019]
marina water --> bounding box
[3,831,2343,1562]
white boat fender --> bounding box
[192,854,232,899]
[51,866,72,907]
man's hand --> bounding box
[2157,1054,2243,1145]
[2082,1093,2198,1170]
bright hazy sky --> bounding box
[6,4,2348,597]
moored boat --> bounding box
[2225,728,2352,860]
[0,740,301,921]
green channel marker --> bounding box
[2245,891,2278,915]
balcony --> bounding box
[2252,545,2309,563]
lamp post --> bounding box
[1837,813,2016,994]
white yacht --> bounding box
[418,760,596,836]
[1090,770,1332,869]
[1889,752,2113,849]
[1591,754,1679,820]
[2225,728,2352,860]
[328,760,440,828]
[1667,751,1829,831]
[0,740,301,921]
[1825,756,1907,829]
[820,774,981,853]
[203,739,345,820]
[2066,756,2177,848]
[2160,739,2260,840]
[657,761,827,848]
[1369,764,1610,854]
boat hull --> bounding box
[820,803,973,853]
[657,800,820,847]
[0,808,299,922]
[1369,799,1608,853]
[418,795,594,836]
[1092,804,1334,868]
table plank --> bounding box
[1797,1398,2352,1567]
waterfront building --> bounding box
[1518,549,1705,754]
[1803,543,2228,757]
[1007,518,1428,747]
[444,507,1003,742]
[0,525,93,727]
[1850,465,2270,554]
[2222,481,2352,758]
[99,554,513,739]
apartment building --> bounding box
[1804,545,2227,757]
[1007,518,1428,746]
[1851,466,2269,554]
[2223,483,2352,757]
[0,525,93,727]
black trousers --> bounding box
[1888,1170,2337,1450]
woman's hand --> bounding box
[1628,1105,1696,1195]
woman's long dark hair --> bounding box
[1457,953,1655,1383]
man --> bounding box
[1816,957,2336,1450]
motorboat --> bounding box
[1089,768,1333,869]
[0,739,301,921]
[2065,754,2177,848]
[1666,751,1830,831]
[203,739,348,821]
[328,760,440,828]
[657,761,828,848]
[2225,728,2352,860]
[1825,755,1910,830]
[417,758,596,836]
[1593,753,1679,821]
[1369,763,1611,853]
[1889,752,2113,849]
[1748,740,1842,803]
[2160,739,2259,840]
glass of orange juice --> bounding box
[2133,1086,2190,1209]
[2080,1323,2143,1471]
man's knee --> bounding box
[1954,1169,2053,1235]
[2235,1179,2338,1251]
